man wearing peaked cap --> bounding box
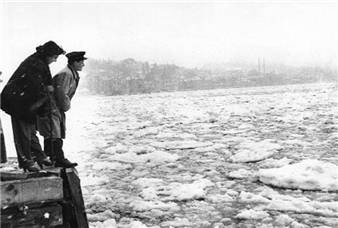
[37,51,87,168]
[66,51,87,62]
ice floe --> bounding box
[258,159,338,191]
[239,187,338,217]
[151,140,212,150]
[235,209,270,220]
[110,151,179,164]
[230,139,282,163]
[129,200,179,212]
[134,178,214,201]
[227,168,253,179]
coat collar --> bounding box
[67,64,80,86]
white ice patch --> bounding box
[161,218,192,227]
[193,143,228,153]
[283,139,311,147]
[129,221,149,228]
[166,179,213,201]
[156,132,197,140]
[130,200,179,212]
[133,178,165,188]
[258,157,292,169]
[238,191,271,204]
[110,151,179,164]
[104,143,129,154]
[133,127,160,137]
[274,214,295,226]
[151,140,212,150]
[86,193,111,206]
[129,145,155,154]
[137,178,214,201]
[227,169,253,179]
[81,174,109,187]
[90,218,117,228]
[235,209,270,220]
[206,193,234,203]
[258,159,338,191]
[92,161,131,170]
[87,210,116,222]
[230,139,282,163]
[239,188,338,217]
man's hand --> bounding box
[29,96,49,112]
[46,85,54,93]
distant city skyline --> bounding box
[1,1,337,79]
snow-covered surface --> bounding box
[1,82,338,228]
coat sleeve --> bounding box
[54,72,71,112]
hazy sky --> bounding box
[1,1,337,78]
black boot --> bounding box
[22,160,41,172]
[54,139,78,168]
[36,157,53,169]
[44,138,56,166]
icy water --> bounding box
[64,83,338,228]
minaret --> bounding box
[263,58,266,75]
[258,58,261,74]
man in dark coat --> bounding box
[38,51,86,168]
[1,41,65,172]
[0,71,7,163]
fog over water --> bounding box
[1,1,337,80]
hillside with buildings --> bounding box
[83,58,337,95]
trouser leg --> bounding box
[31,130,46,161]
[53,138,77,168]
[1,130,7,163]
[44,138,57,160]
[11,117,33,168]
[54,138,65,161]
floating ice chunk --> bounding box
[151,140,212,150]
[140,187,159,200]
[81,175,109,187]
[144,151,180,163]
[87,210,116,222]
[92,161,131,170]
[206,193,234,203]
[156,132,197,140]
[283,139,311,147]
[227,169,253,179]
[244,187,338,217]
[110,151,179,164]
[161,218,192,227]
[90,219,117,228]
[105,143,129,154]
[258,157,292,169]
[129,221,149,228]
[238,123,255,130]
[134,127,160,137]
[137,179,214,202]
[129,145,155,154]
[165,179,214,201]
[238,191,270,204]
[130,200,179,212]
[235,209,270,220]
[274,214,294,226]
[133,178,164,188]
[230,140,282,163]
[258,159,338,191]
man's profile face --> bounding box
[46,55,59,64]
[73,60,85,71]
